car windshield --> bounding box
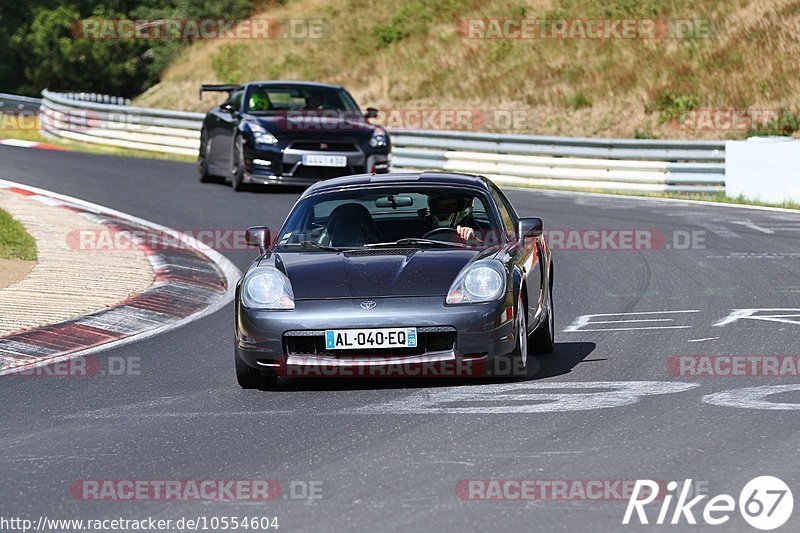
[275,187,502,250]
[245,85,359,114]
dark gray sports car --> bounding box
[234,171,554,389]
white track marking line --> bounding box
[703,384,800,410]
[564,310,700,332]
[573,326,691,332]
[351,381,700,415]
[0,139,38,148]
[687,337,720,343]
[588,319,674,324]
[730,220,775,234]
[714,308,800,328]
[581,310,700,317]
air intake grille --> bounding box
[343,248,417,257]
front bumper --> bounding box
[242,144,390,186]
[235,295,517,377]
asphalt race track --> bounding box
[2,144,799,531]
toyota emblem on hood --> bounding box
[360,301,377,310]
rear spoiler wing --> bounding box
[199,84,242,100]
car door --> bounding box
[210,90,244,171]
[489,185,541,331]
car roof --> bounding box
[244,80,343,90]
[303,171,492,196]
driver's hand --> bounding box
[456,225,475,241]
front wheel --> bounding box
[509,292,531,379]
[530,275,554,354]
[235,353,278,390]
[231,135,247,191]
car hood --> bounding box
[246,113,376,137]
[260,249,484,300]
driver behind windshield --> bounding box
[248,91,272,112]
[426,194,479,242]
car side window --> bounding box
[230,90,243,111]
[490,187,516,238]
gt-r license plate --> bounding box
[325,328,417,350]
[302,154,347,167]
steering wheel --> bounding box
[422,227,462,241]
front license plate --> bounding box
[325,328,418,350]
[302,154,347,167]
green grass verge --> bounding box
[38,134,196,163]
[657,191,800,210]
[0,208,37,261]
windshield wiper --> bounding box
[279,241,346,252]
[365,238,466,249]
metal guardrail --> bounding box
[0,93,42,112]
[40,90,203,156]
[391,130,725,193]
[37,90,726,192]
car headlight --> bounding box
[446,260,506,304]
[242,267,295,310]
[249,124,279,146]
[369,127,388,148]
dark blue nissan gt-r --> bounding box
[198,81,391,191]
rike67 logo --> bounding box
[624,476,793,530]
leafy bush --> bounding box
[0,0,256,97]
[655,91,701,124]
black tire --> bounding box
[530,274,554,354]
[508,292,531,379]
[235,353,278,390]
[198,129,221,183]
[231,134,247,191]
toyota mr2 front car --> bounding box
[234,172,554,388]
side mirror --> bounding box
[365,107,379,119]
[220,102,234,113]
[245,226,271,254]
[518,217,543,240]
